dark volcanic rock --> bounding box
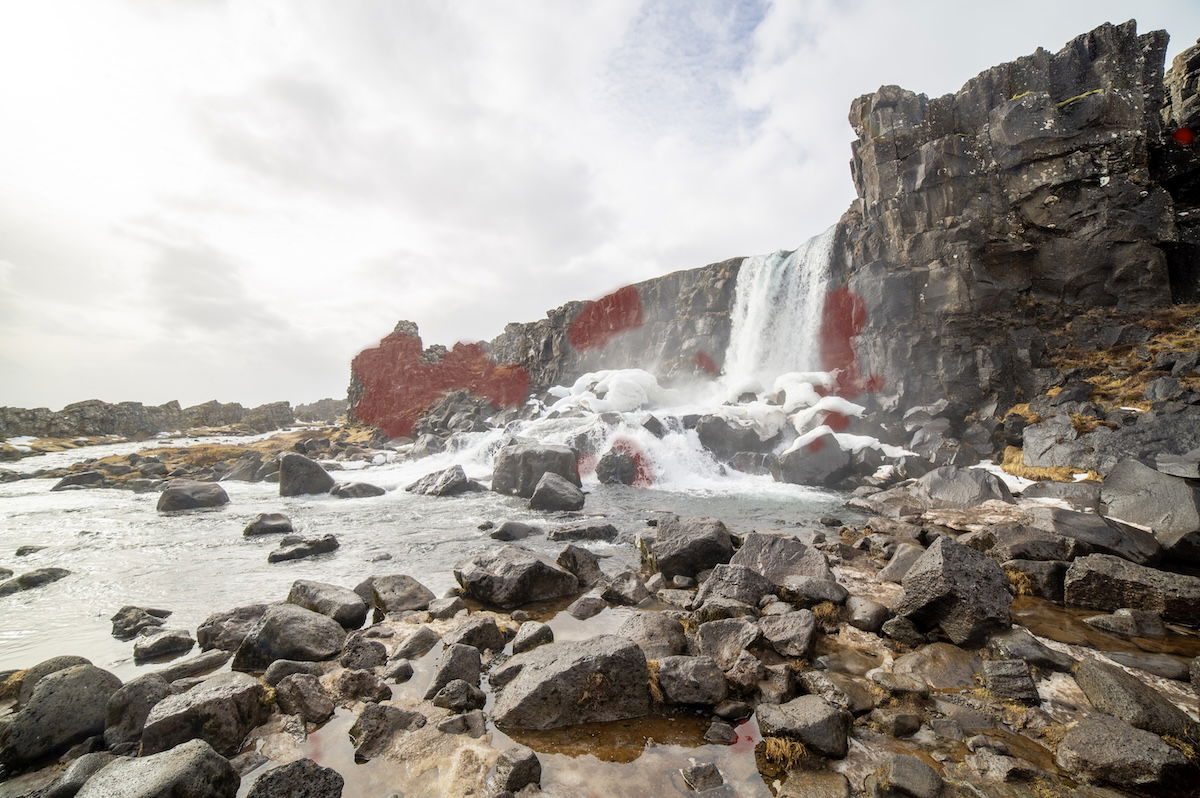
[423,644,482,700]
[405,464,472,496]
[645,514,734,579]
[157,480,230,512]
[330,481,385,499]
[0,664,122,767]
[694,564,772,608]
[493,635,650,730]
[1055,713,1191,794]
[75,738,240,798]
[242,513,293,536]
[1074,658,1198,738]
[771,434,853,487]
[454,545,579,608]
[894,537,1011,645]
[616,611,686,659]
[657,656,727,705]
[133,629,196,662]
[1064,554,1200,624]
[111,605,170,640]
[348,703,425,763]
[104,674,172,749]
[528,472,585,511]
[369,574,436,614]
[198,604,268,651]
[491,443,581,498]
[556,544,605,587]
[1102,458,1200,563]
[697,415,779,462]
[756,695,852,758]
[729,532,833,588]
[288,579,368,629]
[140,671,268,756]
[0,567,71,597]
[232,603,347,671]
[278,453,335,497]
[245,758,344,798]
[267,534,340,563]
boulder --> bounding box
[759,610,817,658]
[1084,607,1167,638]
[140,672,269,756]
[197,604,268,651]
[245,758,344,798]
[729,532,833,588]
[695,617,759,670]
[242,513,293,536]
[454,546,579,609]
[492,635,650,729]
[917,466,1014,507]
[156,480,230,512]
[348,703,426,763]
[657,656,728,705]
[1027,505,1161,565]
[288,579,368,629]
[756,695,852,758]
[339,636,387,670]
[548,522,618,542]
[565,594,606,619]
[104,674,172,749]
[405,464,472,497]
[646,515,733,579]
[491,443,581,498]
[868,755,943,798]
[331,669,391,704]
[41,751,118,798]
[393,626,440,659]
[75,739,239,798]
[154,649,230,682]
[616,612,686,659]
[512,621,554,654]
[427,596,467,620]
[488,745,542,794]
[489,520,541,541]
[771,434,853,487]
[556,544,605,587]
[894,537,1012,645]
[0,664,121,767]
[528,472,585,511]
[878,543,925,583]
[232,604,347,671]
[1102,459,1200,563]
[982,659,1039,705]
[267,534,340,563]
[694,564,772,608]
[423,644,482,700]
[133,629,196,662]
[432,679,486,712]
[111,605,170,640]
[985,627,1074,672]
[50,471,107,491]
[0,567,71,597]
[1064,554,1200,624]
[443,616,506,651]
[892,643,981,691]
[278,453,335,497]
[596,448,637,485]
[10,655,92,707]
[846,597,889,632]
[601,571,651,605]
[330,481,385,499]
[1055,713,1191,793]
[1074,658,1198,738]
[262,660,323,687]
[369,574,435,614]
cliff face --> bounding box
[349,259,740,437]
[830,21,1194,414]
[0,399,296,440]
[349,21,1199,432]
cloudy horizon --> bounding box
[2,0,1197,411]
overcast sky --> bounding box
[1,1,1197,410]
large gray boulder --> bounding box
[273,674,334,725]
[76,739,239,798]
[140,672,269,756]
[695,617,759,670]
[423,644,482,700]
[197,604,268,651]
[491,443,581,498]
[0,664,122,767]
[287,579,368,629]
[405,464,472,497]
[453,546,579,609]
[894,537,1011,645]
[645,515,733,579]
[278,453,335,497]
[10,655,92,707]
[616,612,687,659]
[1064,554,1200,624]
[1055,713,1191,793]
[104,674,172,749]
[369,574,436,613]
[759,610,817,658]
[157,480,230,512]
[232,604,347,671]
[917,466,1014,507]
[1102,459,1200,563]
[657,656,727,705]
[693,564,772,608]
[493,636,650,730]
[267,534,339,563]
[771,433,853,487]
[1026,505,1160,565]
[528,472,585,511]
[349,703,426,763]
[729,532,833,588]
[756,695,853,758]
[1074,658,1199,738]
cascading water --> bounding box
[722,226,835,394]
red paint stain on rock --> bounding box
[1173,126,1195,146]
[694,350,719,376]
[609,437,654,487]
[352,330,529,438]
[567,285,644,351]
[819,286,882,398]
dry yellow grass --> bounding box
[1005,568,1035,597]
[758,737,810,771]
[646,660,664,705]
[998,446,1100,483]
[1005,403,1043,424]
[811,601,841,632]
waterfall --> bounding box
[722,226,835,391]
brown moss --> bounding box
[646,660,664,705]
[811,601,841,632]
[1164,734,1199,763]
[998,446,1098,483]
[757,736,810,771]
[1005,568,1035,597]
[1005,403,1043,424]
[1068,413,1115,435]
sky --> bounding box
[1,1,1198,410]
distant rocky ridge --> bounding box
[0,397,347,441]
[349,21,1200,437]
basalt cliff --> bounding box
[350,21,1200,444]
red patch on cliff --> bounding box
[694,350,719,376]
[352,332,529,438]
[819,286,882,398]
[567,285,643,351]
[1173,126,1195,146]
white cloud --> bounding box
[0,0,1197,408]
